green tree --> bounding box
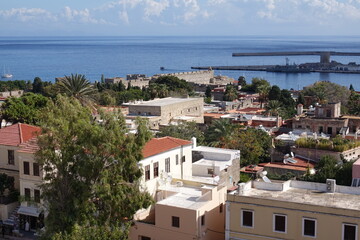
[268,85,281,101]
[98,91,116,106]
[156,121,205,145]
[313,155,338,183]
[223,84,238,101]
[33,77,44,94]
[205,86,212,98]
[36,96,153,239]
[0,173,15,196]
[265,100,282,116]
[205,118,240,147]
[348,91,360,116]
[227,128,272,167]
[297,92,305,105]
[1,93,49,126]
[302,81,351,106]
[237,76,246,87]
[349,84,355,91]
[152,76,193,93]
[56,74,97,105]
[257,84,270,108]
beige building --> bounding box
[127,97,204,130]
[131,137,240,240]
[226,179,360,240]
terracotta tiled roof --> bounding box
[142,137,192,158]
[0,123,41,147]
[18,137,39,154]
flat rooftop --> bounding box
[231,180,360,211]
[128,97,200,107]
[157,184,212,210]
[193,146,240,155]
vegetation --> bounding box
[36,96,153,239]
[56,74,97,105]
[0,80,32,92]
[301,155,353,185]
[156,121,205,145]
[223,84,238,101]
[295,136,360,152]
[205,118,239,147]
[348,91,360,116]
[1,92,49,126]
[0,173,15,196]
[302,81,351,106]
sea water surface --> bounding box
[1,36,360,90]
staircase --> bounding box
[4,205,20,227]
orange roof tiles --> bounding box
[142,137,192,158]
[18,137,39,154]
[0,123,41,147]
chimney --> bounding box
[191,137,197,149]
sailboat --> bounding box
[2,66,13,79]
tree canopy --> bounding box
[156,121,205,145]
[1,92,49,126]
[36,96,153,239]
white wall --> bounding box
[139,145,193,197]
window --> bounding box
[273,214,287,233]
[34,189,41,203]
[343,224,357,240]
[182,156,185,163]
[145,165,150,181]
[172,216,180,228]
[165,158,170,173]
[23,161,30,175]
[201,215,205,226]
[33,163,40,176]
[153,162,159,178]
[176,155,179,165]
[303,218,316,237]
[219,203,223,213]
[8,150,14,165]
[208,168,214,175]
[140,236,151,240]
[241,210,254,228]
[24,188,31,201]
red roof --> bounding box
[18,137,39,154]
[142,137,192,158]
[0,123,41,147]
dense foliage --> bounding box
[156,121,205,145]
[36,96,153,239]
[295,136,360,152]
[1,92,49,126]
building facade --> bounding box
[226,179,360,240]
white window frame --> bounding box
[302,217,317,238]
[342,223,358,240]
[273,214,287,234]
[241,209,254,228]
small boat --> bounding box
[160,67,165,70]
[1,73,13,79]
[1,66,13,79]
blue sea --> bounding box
[1,36,360,90]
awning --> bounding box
[17,206,41,217]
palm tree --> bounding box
[265,100,282,116]
[224,85,238,101]
[56,74,96,105]
[257,84,270,108]
[205,118,239,147]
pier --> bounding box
[232,51,360,64]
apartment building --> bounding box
[226,179,360,240]
[0,123,40,191]
[131,137,240,240]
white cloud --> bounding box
[61,6,108,24]
[144,0,170,18]
[0,8,57,22]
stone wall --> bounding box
[154,70,214,84]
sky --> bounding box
[1,0,360,36]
